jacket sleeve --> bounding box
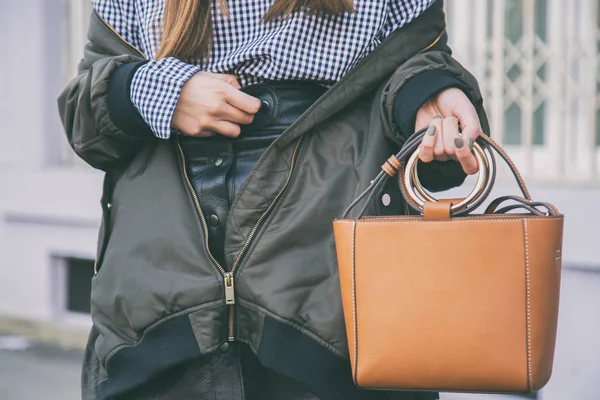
[381,30,491,192]
[57,10,153,171]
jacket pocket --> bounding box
[94,171,116,274]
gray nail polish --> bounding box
[454,138,464,149]
[466,138,474,149]
[426,125,437,136]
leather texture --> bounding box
[422,200,451,219]
[179,82,327,265]
[333,131,564,393]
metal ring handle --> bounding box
[413,150,490,203]
[413,144,492,206]
[403,142,494,213]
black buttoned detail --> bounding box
[210,214,219,227]
[214,157,224,167]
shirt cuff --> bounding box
[393,69,471,137]
[130,57,202,139]
[106,60,153,138]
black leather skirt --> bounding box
[178,81,327,265]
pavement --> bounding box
[0,334,534,400]
[0,335,82,400]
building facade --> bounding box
[0,0,598,398]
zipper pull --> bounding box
[224,273,235,305]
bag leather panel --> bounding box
[351,219,529,391]
[333,220,358,370]
[525,217,564,391]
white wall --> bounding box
[0,1,101,328]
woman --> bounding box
[59,1,489,399]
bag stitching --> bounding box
[351,221,359,383]
[349,217,560,224]
[524,219,533,391]
[336,216,555,391]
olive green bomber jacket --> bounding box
[58,2,489,399]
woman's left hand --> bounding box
[415,87,482,175]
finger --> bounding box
[414,105,436,131]
[453,98,482,150]
[210,73,241,89]
[419,116,441,163]
[210,121,242,138]
[441,116,460,161]
[454,136,479,174]
[433,117,447,160]
[197,130,217,138]
[224,86,262,115]
[216,102,255,125]
[185,129,216,138]
[172,117,216,137]
[452,100,481,174]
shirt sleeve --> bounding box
[92,0,201,139]
[130,58,201,139]
[379,0,437,40]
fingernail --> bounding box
[433,115,442,120]
[426,125,437,136]
[454,138,464,149]
[466,138,474,149]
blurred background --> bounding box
[0,0,598,399]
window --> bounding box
[447,0,600,181]
[53,256,94,315]
[65,257,94,314]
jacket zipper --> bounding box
[95,10,146,58]
[177,135,305,340]
[175,141,236,340]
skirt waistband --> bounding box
[239,81,328,134]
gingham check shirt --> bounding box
[93,0,436,138]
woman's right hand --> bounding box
[172,72,262,137]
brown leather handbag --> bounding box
[333,130,564,393]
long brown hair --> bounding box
[156,0,354,61]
